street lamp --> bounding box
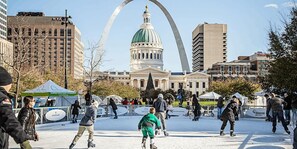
[61,9,72,89]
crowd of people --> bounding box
[1,65,297,149]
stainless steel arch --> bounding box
[97,0,190,72]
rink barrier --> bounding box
[12,105,267,124]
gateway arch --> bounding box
[97,0,190,72]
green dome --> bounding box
[131,28,162,44]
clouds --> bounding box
[264,4,278,9]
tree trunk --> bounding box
[15,71,21,108]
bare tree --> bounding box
[83,42,104,92]
[0,16,51,108]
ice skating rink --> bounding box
[10,116,292,149]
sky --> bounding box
[8,0,294,72]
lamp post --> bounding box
[61,9,72,89]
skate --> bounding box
[141,137,147,149]
[220,130,225,136]
[69,143,75,149]
[150,144,157,149]
[285,129,290,135]
[155,130,160,135]
[164,131,169,136]
[272,127,276,133]
[88,140,95,148]
[230,131,236,137]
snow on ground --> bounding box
[9,116,292,149]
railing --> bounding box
[13,104,268,124]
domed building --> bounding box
[130,6,164,71]
[100,6,209,95]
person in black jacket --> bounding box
[267,93,290,134]
[217,97,224,119]
[220,99,237,137]
[70,100,81,123]
[192,94,201,121]
[18,96,39,148]
[153,93,169,136]
[85,91,91,106]
[264,94,272,121]
[283,93,292,125]
[109,98,118,119]
[0,66,32,149]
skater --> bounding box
[264,94,272,121]
[153,93,169,136]
[69,100,99,149]
[109,98,118,119]
[232,96,241,121]
[283,93,292,125]
[192,94,201,121]
[294,123,297,149]
[0,66,32,149]
[18,96,39,148]
[138,107,161,149]
[85,91,92,106]
[219,97,238,137]
[267,93,290,134]
[217,97,224,119]
[70,100,81,123]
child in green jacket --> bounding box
[138,107,161,149]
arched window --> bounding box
[146,53,148,59]
[150,53,153,59]
[138,53,140,59]
[157,54,159,59]
[142,53,145,59]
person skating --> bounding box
[0,66,32,149]
[70,100,81,123]
[109,98,118,119]
[153,93,169,136]
[192,94,201,121]
[267,93,290,134]
[264,94,272,121]
[138,107,161,149]
[220,98,238,137]
[69,100,99,149]
[217,97,224,119]
[283,93,292,125]
[18,96,39,149]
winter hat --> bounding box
[158,93,163,99]
[0,66,12,86]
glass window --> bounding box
[171,83,174,88]
[196,82,199,88]
[140,80,144,87]
[155,80,158,87]
[202,82,205,88]
[60,29,64,36]
[189,82,192,88]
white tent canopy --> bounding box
[22,80,77,107]
[232,92,248,105]
[199,92,221,100]
[102,95,123,105]
[254,90,266,96]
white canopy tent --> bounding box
[231,92,248,105]
[102,95,123,105]
[199,92,221,100]
[22,80,78,107]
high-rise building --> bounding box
[0,0,7,39]
[192,23,227,72]
[7,12,84,79]
[0,0,14,70]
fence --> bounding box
[13,104,268,124]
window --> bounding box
[60,29,64,36]
[142,53,144,59]
[34,29,38,36]
[67,29,71,36]
[196,82,199,88]
[202,82,205,88]
[150,53,153,59]
[138,53,140,59]
[155,80,158,87]
[49,29,52,36]
[146,53,148,59]
[54,29,57,36]
[220,65,224,73]
[171,83,174,89]
[189,82,192,88]
[140,80,144,87]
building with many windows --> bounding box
[7,12,84,79]
[207,52,272,81]
[192,23,227,72]
[0,0,7,39]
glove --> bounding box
[20,140,32,149]
[34,133,39,141]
